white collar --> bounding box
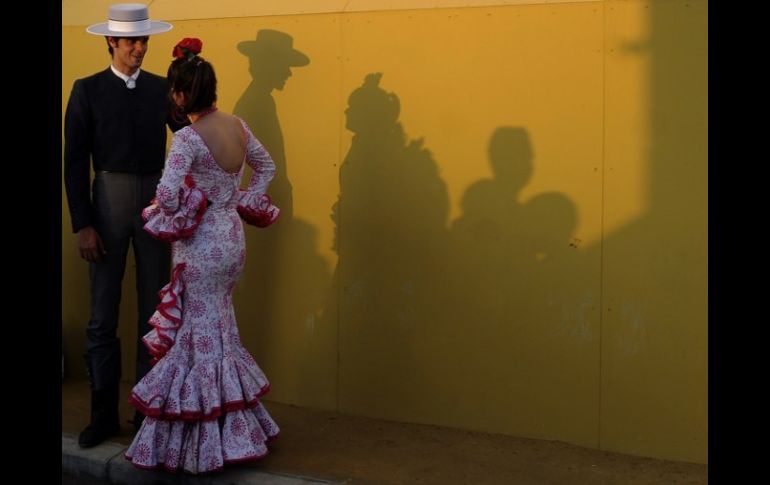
[110,65,141,88]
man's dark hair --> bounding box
[105,36,150,56]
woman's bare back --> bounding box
[190,111,247,174]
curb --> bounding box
[62,433,337,484]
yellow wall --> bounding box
[61,0,707,463]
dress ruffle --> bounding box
[143,175,208,242]
[141,263,186,365]
[127,343,278,473]
[236,192,280,227]
[124,403,279,473]
[128,350,272,421]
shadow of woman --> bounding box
[328,73,450,418]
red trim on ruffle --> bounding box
[125,448,273,474]
[142,182,209,242]
[143,228,183,243]
[236,193,280,227]
[154,263,186,323]
[123,454,221,474]
[129,383,271,422]
[142,263,186,364]
[224,449,269,464]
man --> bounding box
[64,3,184,448]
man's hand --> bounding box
[77,226,106,263]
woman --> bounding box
[125,38,281,474]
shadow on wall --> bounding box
[329,73,592,434]
[441,126,592,432]
[331,73,450,417]
[577,1,708,460]
[233,30,335,410]
[234,29,310,219]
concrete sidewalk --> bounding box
[63,380,708,484]
[62,433,335,484]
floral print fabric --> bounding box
[125,119,280,474]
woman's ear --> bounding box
[171,91,187,108]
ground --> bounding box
[63,380,707,484]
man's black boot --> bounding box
[78,387,120,448]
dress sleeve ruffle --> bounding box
[142,263,186,365]
[142,175,208,242]
[236,192,280,228]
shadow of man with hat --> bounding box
[234,29,309,219]
[232,32,330,398]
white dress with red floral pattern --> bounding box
[125,118,281,474]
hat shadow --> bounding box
[238,29,309,86]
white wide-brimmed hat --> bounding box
[86,3,172,37]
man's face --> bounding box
[250,58,292,91]
[110,36,149,74]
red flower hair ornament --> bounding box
[172,38,203,60]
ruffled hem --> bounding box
[124,405,280,474]
[143,175,208,242]
[236,192,280,227]
[127,347,279,473]
[142,263,186,365]
[129,350,272,422]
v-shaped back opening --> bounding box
[189,117,248,175]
